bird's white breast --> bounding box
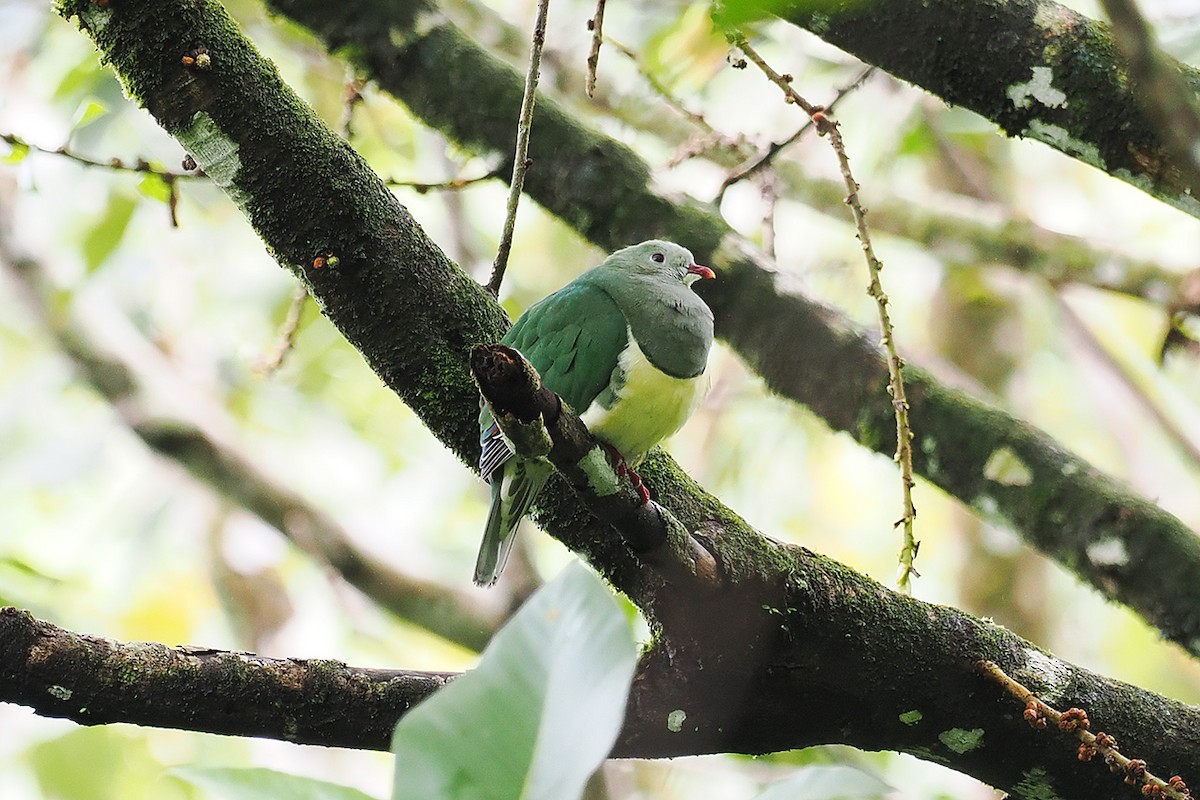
[580,335,708,464]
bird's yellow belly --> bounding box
[581,339,707,463]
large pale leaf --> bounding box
[173,766,378,800]
[391,561,638,800]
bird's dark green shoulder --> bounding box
[501,280,629,414]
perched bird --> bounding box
[475,240,715,586]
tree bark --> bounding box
[0,608,453,749]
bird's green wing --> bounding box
[505,281,629,412]
[478,281,628,480]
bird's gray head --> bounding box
[605,240,716,286]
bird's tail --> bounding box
[474,461,551,586]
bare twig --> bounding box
[716,65,875,199]
[759,172,779,260]
[486,0,551,297]
[734,34,919,592]
[585,0,608,98]
[4,130,495,199]
[1056,294,1200,472]
[385,167,502,194]
[255,283,310,375]
[4,131,190,226]
[976,660,1194,800]
[606,37,717,135]
[2,131,197,180]
[1100,0,1200,194]
[338,75,366,140]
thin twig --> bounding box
[338,75,366,140]
[3,131,494,199]
[1055,294,1200,472]
[716,65,875,200]
[2,131,197,180]
[734,34,919,593]
[255,283,310,375]
[486,0,551,297]
[606,37,716,134]
[976,660,1193,800]
[759,172,779,260]
[2,132,188,227]
[384,167,503,194]
[585,0,608,98]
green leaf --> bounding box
[641,4,728,94]
[714,0,872,29]
[172,766,379,800]
[138,172,174,203]
[30,728,191,800]
[72,98,110,130]
[752,765,893,800]
[0,555,62,582]
[2,140,30,164]
[53,57,111,103]
[390,561,638,800]
[81,192,138,273]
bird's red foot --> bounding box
[603,444,652,506]
[629,471,651,506]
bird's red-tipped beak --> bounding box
[688,263,716,280]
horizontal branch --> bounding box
[265,0,1200,653]
[0,607,452,748]
[7,559,1200,800]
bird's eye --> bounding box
[652,252,665,263]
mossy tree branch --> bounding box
[264,0,1200,654]
[0,607,454,749]
[7,560,1200,798]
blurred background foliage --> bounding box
[3,0,1200,797]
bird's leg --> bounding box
[602,443,651,505]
